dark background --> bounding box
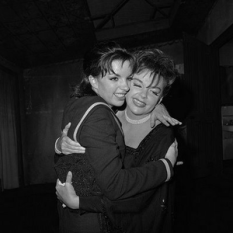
[1,0,233,232]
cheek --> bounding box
[98,82,109,93]
[126,91,134,101]
[148,97,160,109]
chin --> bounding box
[115,102,124,107]
[110,100,124,107]
[130,107,144,115]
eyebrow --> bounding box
[109,71,120,77]
[133,77,161,89]
[133,77,142,83]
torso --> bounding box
[55,95,125,233]
[116,110,161,148]
[112,122,175,233]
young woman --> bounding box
[54,42,178,233]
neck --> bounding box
[124,109,151,125]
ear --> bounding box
[158,97,163,104]
[88,75,98,90]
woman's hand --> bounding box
[56,171,80,209]
[150,104,182,128]
[165,140,178,167]
[56,123,86,155]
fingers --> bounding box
[61,137,86,154]
[157,115,170,126]
[163,116,182,126]
[62,122,71,135]
[66,137,85,148]
[150,114,170,127]
[176,161,184,166]
[57,179,65,186]
[66,171,72,184]
[159,118,170,127]
[62,143,86,154]
[56,178,60,186]
[56,191,67,208]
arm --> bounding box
[98,128,177,213]
[56,139,177,212]
[80,107,171,200]
[55,123,85,155]
[150,103,182,127]
[56,176,164,213]
[56,103,181,154]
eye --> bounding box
[151,90,160,96]
[133,81,141,87]
[134,84,141,87]
[127,76,133,81]
[110,77,118,81]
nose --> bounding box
[120,78,130,91]
[140,88,148,98]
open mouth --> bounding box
[115,93,126,99]
[133,98,146,107]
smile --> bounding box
[133,98,146,107]
[115,93,126,99]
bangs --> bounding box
[99,51,136,77]
[136,69,163,88]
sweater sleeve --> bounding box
[79,107,169,201]
[79,123,175,213]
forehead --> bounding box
[110,59,132,74]
[134,70,164,87]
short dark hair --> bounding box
[133,49,179,96]
[71,41,136,98]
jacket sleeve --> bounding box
[79,159,173,213]
[79,125,174,213]
[79,189,154,213]
[79,107,170,201]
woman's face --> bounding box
[94,59,133,107]
[126,70,166,118]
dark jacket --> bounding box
[54,95,172,233]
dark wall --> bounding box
[23,61,83,185]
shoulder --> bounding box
[62,96,110,129]
[85,104,116,125]
[156,123,174,134]
[151,124,175,142]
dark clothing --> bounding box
[102,124,175,233]
[57,202,101,233]
[80,123,175,233]
[54,96,172,233]
[116,124,175,233]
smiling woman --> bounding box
[126,72,164,116]
[54,46,179,233]
[89,59,133,108]
[54,42,178,233]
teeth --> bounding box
[133,98,145,107]
[115,93,125,97]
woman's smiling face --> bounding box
[94,59,133,107]
[126,69,166,118]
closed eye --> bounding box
[152,92,160,96]
[133,84,141,88]
[151,89,161,96]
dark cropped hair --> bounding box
[71,41,136,98]
[133,49,179,96]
